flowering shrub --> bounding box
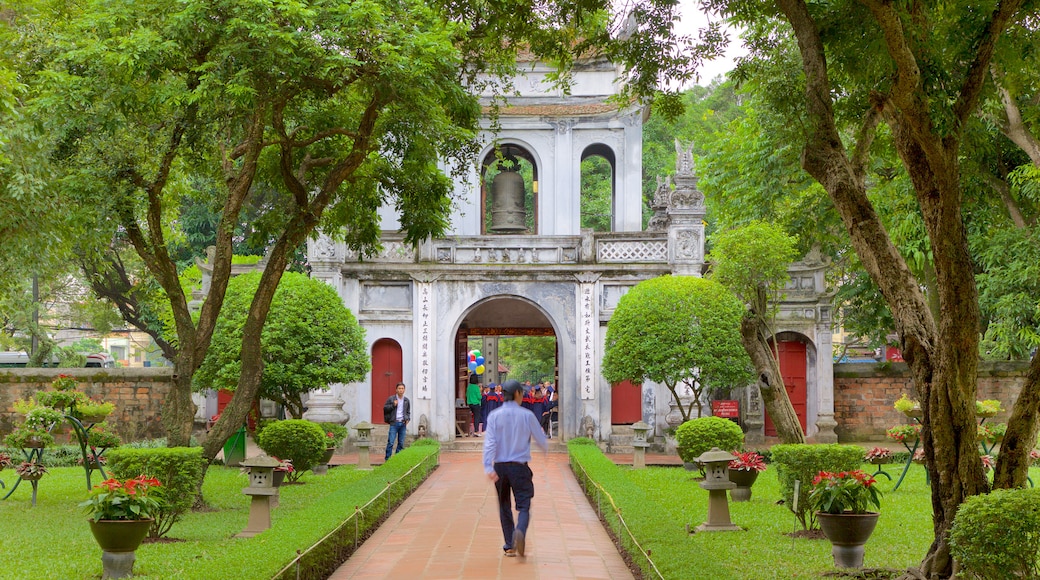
[886,424,921,443]
[808,470,883,515]
[80,476,163,521]
[729,451,767,472]
[977,422,1007,443]
[864,447,892,462]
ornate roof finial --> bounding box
[675,139,695,174]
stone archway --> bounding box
[453,295,560,437]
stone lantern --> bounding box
[631,421,650,469]
[237,454,281,538]
[694,447,741,532]
[355,421,374,471]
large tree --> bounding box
[602,275,754,423]
[709,221,804,443]
[702,1,1040,575]
[194,272,369,418]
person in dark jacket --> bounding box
[383,383,411,460]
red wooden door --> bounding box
[371,338,403,424]
[764,340,808,436]
[611,380,643,424]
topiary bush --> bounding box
[950,487,1040,579]
[674,416,744,464]
[770,443,864,530]
[257,419,327,481]
[106,446,206,538]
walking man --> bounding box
[482,379,549,557]
[383,382,410,460]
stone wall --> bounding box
[833,361,1031,441]
[0,368,174,442]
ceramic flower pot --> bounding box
[273,470,286,487]
[89,519,153,553]
[817,512,880,569]
[19,472,44,481]
[728,468,759,502]
[321,447,336,465]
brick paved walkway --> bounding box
[328,452,634,580]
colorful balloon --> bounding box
[475,364,485,375]
[476,356,485,366]
[468,361,477,372]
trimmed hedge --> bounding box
[106,446,206,537]
[257,419,328,480]
[674,416,744,464]
[770,443,864,530]
[950,487,1040,579]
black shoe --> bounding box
[512,529,525,557]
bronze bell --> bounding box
[489,166,526,232]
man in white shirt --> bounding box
[482,379,549,557]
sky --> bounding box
[676,0,748,86]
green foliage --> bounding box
[950,488,1040,580]
[807,470,882,514]
[194,272,369,417]
[409,437,441,447]
[80,475,163,522]
[318,422,349,447]
[497,336,556,383]
[86,422,122,448]
[602,275,752,422]
[709,221,799,315]
[674,417,744,464]
[770,444,865,530]
[580,155,613,231]
[256,420,328,481]
[106,447,206,537]
[567,437,598,446]
[4,427,54,449]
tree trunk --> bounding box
[739,316,804,444]
[993,352,1040,488]
[163,354,200,447]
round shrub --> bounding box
[256,420,327,481]
[318,422,349,447]
[675,416,744,464]
[950,487,1040,579]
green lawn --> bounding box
[0,445,436,580]
[572,445,1039,580]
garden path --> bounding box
[328,452,634,580]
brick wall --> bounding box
[834,361,1031,441]
[1,368,174,442]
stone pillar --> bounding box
[814,322,838,443]
[743,385,765,445]
[482,337,500,385]
[666,140,706,277]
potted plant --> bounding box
[86,422,123,449]
[885,424,921,445]
[273,457,293,487]
[0,452,12,471]
[912,449,926,464]
[976,399,1002,417]
[4,426,55,449]
[864,447,892,464]
[72,400,116,423]
[727,451,766,502]
[809,470,883,569]
[78,454,107,471]
[15,461,48,481]
[980,454,995,473]
[1030,450,1040,466]
[80,476,163,555]
[893,394,921,418]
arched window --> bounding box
[580,144,616,232]
[481,145,538,234]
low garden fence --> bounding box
[272,449,439,580]
[570,454,665,580]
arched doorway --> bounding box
[764,339,808,436]
[454,296,559,438]
[371,338,403,424]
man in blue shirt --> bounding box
[482,379,549,558]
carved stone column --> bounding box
[302,385,350,425]
[666,141,706,277]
